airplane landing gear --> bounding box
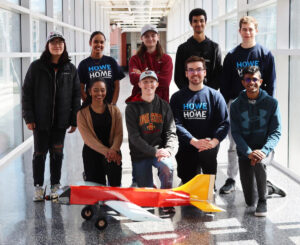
[95,216,108,230]
[81,205,94,220]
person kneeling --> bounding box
[230,66,282,217]
[125,71,178,212]
[77,78,123,186]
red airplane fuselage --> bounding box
[70,186,191,207]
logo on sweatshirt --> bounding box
[182,103,208,120]
[139,113,162,133]
[88,64,112,79]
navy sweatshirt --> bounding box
[174,36,222,90]
[230,89,281,159]
[170,86,229,150]
[220,43,276,103]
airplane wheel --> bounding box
[81,205,94,220]
[95,217,108,230]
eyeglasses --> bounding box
[243,77,260,83]
[187,68,206,74]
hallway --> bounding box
[0,75,299,245]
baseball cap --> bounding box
[139,70,158,81]
[141,24,158,36]
[47,31,65,42]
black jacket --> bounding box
[22,59,80,130]
[174,36,222,90]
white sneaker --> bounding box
[33,186,44,202]
[50,184,61,199]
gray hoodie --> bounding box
[125,94,178,161]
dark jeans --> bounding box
[176,145,220,184]
[82,145,122,186]
[33,128,66,186]
[238,156,269,206]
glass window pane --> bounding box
[226,0,237,12]
[32,19,46,52]
[0,58,22,157]
[211,25,219,43]
[212,0,218,19]
[66,0,75,25]
[53,0,63,21]
[64,28,75,53]
[0,9,21,52]
[290,0,300,49]
[30,0,46,15]
[289,56,300,175]
[249,4,277,49]
[226,17,238,51]
[6,0,19,4]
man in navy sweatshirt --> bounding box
[174,8,222,90]
[219,16,285,197]
[170,56,229,184]
[230,66,282,216]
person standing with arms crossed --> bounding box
[129,24,173,102]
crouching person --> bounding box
[125,70,178,197]
[77,78,123,186]
[230,66,282,217]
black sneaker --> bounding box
[267,180,286,197]
[219,178,235,194]
[254,200,267,217]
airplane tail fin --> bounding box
[173,174,224,212]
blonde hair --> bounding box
[239,16,258,30]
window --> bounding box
[226,17,238,51]
[0,58,22,157]
[290,0,300,49]
[64,28,75,53]
[53,0,63,21]
[6,0,19,4]
[212,0,218,19]
[226,0,237,13]
[32,19,46,52]
[0,9,21,52]
[30,0,46,15]
[249,4,277,49]
[289,56,300,174]
[211,25,219,43]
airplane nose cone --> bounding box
[57,186,71,204]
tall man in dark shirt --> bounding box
[174,8,222,90]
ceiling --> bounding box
[94,0,176,32]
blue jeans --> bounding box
[132,157,173,189]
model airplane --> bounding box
[56,174,224,230]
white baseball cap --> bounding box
[141,24,158,36]
[139,70,158,81]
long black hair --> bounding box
[80,78,108,109]
[40,39,71,65]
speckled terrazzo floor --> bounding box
[0,75,299,245]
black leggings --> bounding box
[82,145,122,186]
[32,128,66,186]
